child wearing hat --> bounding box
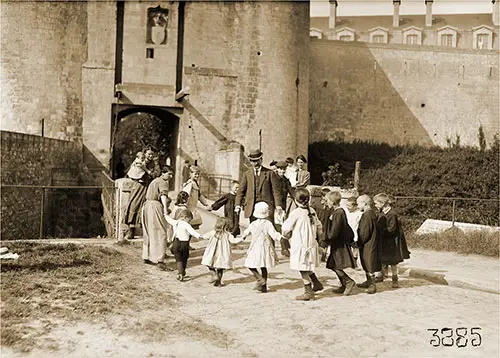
[240,201,283,293]
[282,188,324,301]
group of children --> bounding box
[155,179,409,301]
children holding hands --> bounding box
[240,202,284,293]
[164,209,205,281]
[201,217,244,287]
[282,188,324,301]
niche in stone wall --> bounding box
[146,6,168,45]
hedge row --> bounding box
[308,140,499,230]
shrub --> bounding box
[308,140,499,230]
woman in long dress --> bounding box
[141,166,173,270]
[123,148,160,240]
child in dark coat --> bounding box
[208,181,240,237]
[356,194,381,294]
[275,161,295,257]
[320,191,357,295]
[374,193,410,288]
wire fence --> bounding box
[2,174,497,240]
[391,196,499,230]
[1,183,116,240]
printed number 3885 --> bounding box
[428,327,482,347]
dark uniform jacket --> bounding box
[323,207,356,270]
[378,208,410,265]
[357,209,381,273]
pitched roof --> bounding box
[310,13,493,34]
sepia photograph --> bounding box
[0,0,499,356]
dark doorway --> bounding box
[111,106,179,187]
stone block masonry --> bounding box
[310,40,500,148]
[0,1,87,141]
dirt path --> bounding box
[2,235,499,358]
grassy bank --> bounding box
[0,242,176,352]
[406,229,499,257]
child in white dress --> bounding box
[241,202,283,293]
[126,151,147,180]
[282,188,324,301]
[201,217,243,287]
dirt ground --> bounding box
[2,233,499,358]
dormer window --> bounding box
[472,25,493,50]
[309,28,323,39]
[441,34,453,46]
[369,27,389,44]
[437,25,458,47]
[402,26,423,45]
[335,27,356,42]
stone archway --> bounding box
[111,106,180,187]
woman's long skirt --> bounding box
[142,200,169,263]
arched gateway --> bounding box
[82,0,310,190]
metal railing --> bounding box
[198,174,233,200]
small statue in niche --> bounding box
[147,6,168,45]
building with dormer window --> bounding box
[311,0,499,50]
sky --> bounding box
[310,0,494,17]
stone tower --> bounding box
[83,1,310,183]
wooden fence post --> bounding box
[354,161,361,190]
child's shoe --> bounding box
[367,274,377,294]
[331,285,345,294]
[343,279,356,296]
[254,278,265,290]
[295,284,314,301]
[392,276,399,288]
[259,284,268,293]
[214,279,221,287]
[367,283,377,294]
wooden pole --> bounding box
[39,188,45,239]
[452,200,456,227]
[354,161,361,190]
